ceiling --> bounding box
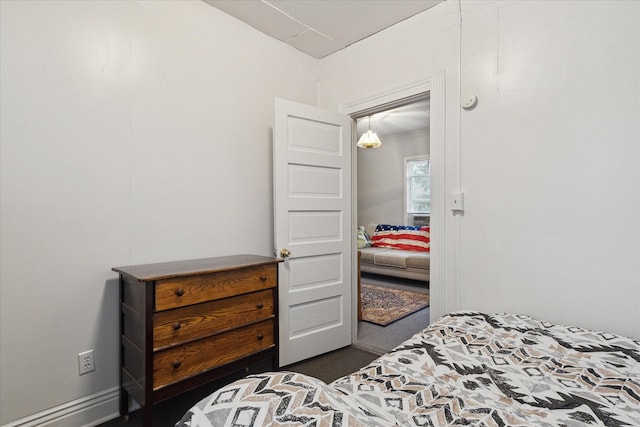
[203,0,443,59]
[356,97,430,139]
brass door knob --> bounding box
[280,248,291,258]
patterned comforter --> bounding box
[176,311,640,426]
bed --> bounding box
[176,311,640,426]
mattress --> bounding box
[176,311,640,426]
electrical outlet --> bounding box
[78,350,95,375]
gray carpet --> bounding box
[99,346,378,427]
[281,345,379,384]
[356,273,430,354]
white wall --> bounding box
[320,0,640,339]
[458,0,640,338]
[357,129,429,227]
[0,0,317,424]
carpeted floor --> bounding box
[360,282,430,326]
[98,346,378,427]
[356,273,430,354]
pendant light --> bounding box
[357,116,382,149]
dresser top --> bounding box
[112,254,282,281]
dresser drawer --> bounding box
[155,264,277,311]
[153,319,274,389]
[153,289,275,350]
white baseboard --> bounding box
[2,387,122,427]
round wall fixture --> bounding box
[461,94,478,109]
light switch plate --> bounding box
[449,192,465,212]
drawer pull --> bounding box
[257,334,264,341]
[256,303,264,309]
[175,289,185,297]
[172,322,181,331]
[173,360,181,369]
[260,274,267,281]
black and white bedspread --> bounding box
[177,311,640,426]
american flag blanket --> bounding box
[176,311,640,426]
[370,224,430,252]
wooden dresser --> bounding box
[112,254,282,426]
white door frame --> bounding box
[341,71,448,341]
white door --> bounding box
[274,98,352,367]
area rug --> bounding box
[360,283,430,326]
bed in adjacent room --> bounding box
[176,311,640,426]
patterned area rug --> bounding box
[361,283,429,326]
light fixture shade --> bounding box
[357,130,382,149]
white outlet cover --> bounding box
[78,350,95,375]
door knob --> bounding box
[280,248,291,258]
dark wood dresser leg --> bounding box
[143,405,153,427]
[119,387,129,417]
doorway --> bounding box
[351,94,431,354]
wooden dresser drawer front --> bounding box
[153,289,275,350]
[153,319,274,389]
[155,264,277,311]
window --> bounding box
[405,155,430,216]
